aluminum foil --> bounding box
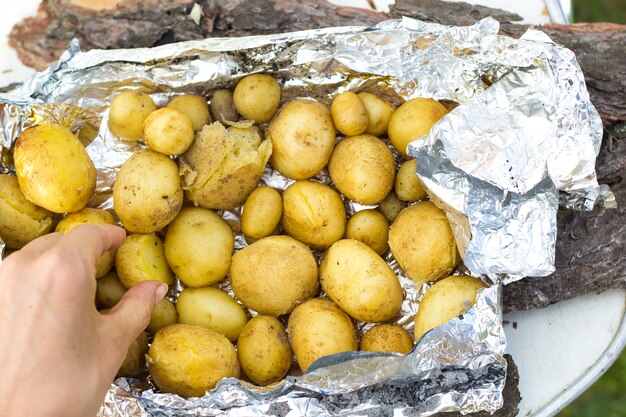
[0,15,606,417]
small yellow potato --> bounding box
[320,239,402,322]
[147,324,240,398]
[345,209,389,256]
[143,107,195,155]
[358,92,396,136]
[179,122,272,210]
[14,123,96,213]
[56,208,117,278]
[108,91,157,141]
[113,149,183,233]
[95,272,127,309]
[237,316,293,385]
[147,298,177,334]
[210,89,239,124]
[230,235,319,316]
[288,298,357,372]
[330,91,368,136]
[241,186,282,240]
[361,324,413,354]
[268,99,336,180]
[167,94,211,131]
[233,74,281,123]
[388,98,448,156]
[388,202,459,287]
[164,207,234,287]
[115,233,174,289]
[395,159,427,202]
[414,275,486,340]
[0,174,53,249]
[377,191,406,223]
[328,134,395,204]
[282,181,346,250]
[117,331,149,377]
[176,287,248,341]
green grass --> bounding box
[557,2,625,416]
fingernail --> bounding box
[155,283,168,303]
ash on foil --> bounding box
[0,15,608,417]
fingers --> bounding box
[105,281,168,346]
[15,233,63,259]
[56,224,126,269]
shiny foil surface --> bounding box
[0,15,605,417]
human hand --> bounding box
[0,224,168,417]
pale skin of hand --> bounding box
[0,224,168,417]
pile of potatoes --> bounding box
[0,73,488,399]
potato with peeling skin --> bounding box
[179,122,272,211]
[282,181,346,250]
[14,123,96,213]
[95,272,126,309]
[115,233,174,289]
[330,91,368,136]
[328,134,395,205]
[395,159,427,202]
[344,209,389,256]
[359,92,396,136]
[320,239,402,323]
[164,207,234,288]
[230,235,319,316]
[288,298,357,372]
[361,324,413,354]
[176,287,248,342]
[56,208,117,278]
[167,94,211,131]
[269,99,335,180]
[108,91,157,141]
[113,149,183,233]
[143,107,195,155]
[241,186,282,240]
[147,298,177,334]
[233,74,281,123]
[414,275,486,341]
[147,324,240,398]
[388,202,459,287]
[237,316,293,386]
[388,98,448,156]
[0,174,53,249]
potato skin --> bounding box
[330,91,368,136]
[237,316,293,385]
[0,174,53,249]
[358,92,396,137]
[377,191,406,223]
[320,239,402,322]
[210,89,239,124]
[388,98,448,156]
[241,186,282,240]
[269,100,336,180]
[108,91,157,141]
[414,275,486,340]
[388,202,459,287]
[56,208,117,278]
[96,271,127,309]
[179,122,272,210]
[395,159,427,202]
[113,149,183,233]
[230,235,319,316]
[167,94,211,131]
[345,209,389,255]
[147,324,240,398]
[117,331,149,377]
[115,233,174,288]
[147,298,177,334]
[288,298,357,372]
[282,181,346,250]
[176,287,248,341]
[328,134,395,205]
[164,207,234,287]
[14,123,96,213]
[143,107,195,155]
[360,324,413,354]
[233,74,281,123]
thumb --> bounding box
[106,281,169,346]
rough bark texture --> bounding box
[7,0,626,311]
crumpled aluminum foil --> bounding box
[0,15,607,417]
